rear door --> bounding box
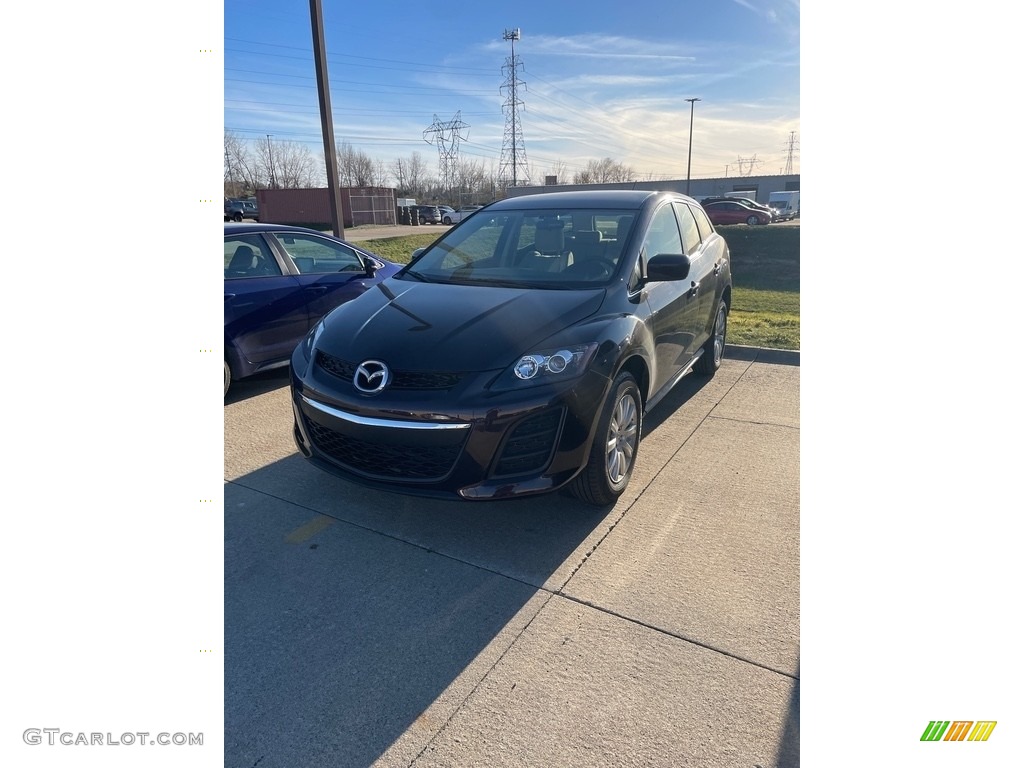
[224,234,308,367]
[673,202,717,350]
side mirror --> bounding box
[364,259,379,277]
[410,247,425,260]
[645,253,690,282]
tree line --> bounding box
[224,130,646,204]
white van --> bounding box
[768,191,800,221]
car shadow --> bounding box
[225,457,611,767]
[224,367,291,404]
[224,354,795,767]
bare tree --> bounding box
[224,130,263,195]
[573,157,636,184]
[268,141,320,188]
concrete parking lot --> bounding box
[224,346,799,767]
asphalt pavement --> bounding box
[224,345,799,767]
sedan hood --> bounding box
[316,279,606,371]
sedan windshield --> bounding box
[398,208,637,288]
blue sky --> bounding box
[225,0,800,183]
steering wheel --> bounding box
[567,257,617,280]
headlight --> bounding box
[300,320,325,362]
[507,343,598,384]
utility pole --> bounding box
[424,112,470,201]
[265,135,276,189]
[310,0,345,237]
[783,131,799,175]
[685,97,701,195]
[499,28,529,191]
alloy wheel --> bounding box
[605,392,639,485]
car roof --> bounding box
[225,222,329,236]
[489,189,687,211]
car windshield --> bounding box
[398,208,637,289]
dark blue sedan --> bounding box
[224,223,400,396]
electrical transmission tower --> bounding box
[783,131,799,174]
[736,154,764,176]
[423,111,470,196]
[498,28,530,189]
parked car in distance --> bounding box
[701,196,775,218]
[415,205,442,225]
[224,223,400,396]
[442,205,483,225]
[290,189,732,506]
[701,199,772,226]
[437,205,455,219]
[225,198,259,222]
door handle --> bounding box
[713,262,723,275]
[689,280,700,296]
[304,286,328,294]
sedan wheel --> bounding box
[570,371,642,506]
[224,360,231,397]
[746,215,759,225]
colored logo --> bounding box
[921,721,997,742]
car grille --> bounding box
[317,351,462,390]
[493,408,564,477]
[304,418,465,481]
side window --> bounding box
[224,235,282,279]
[642,204,684,259]
[672,202,702,255]
[690,204,715,240]
[274,233,365,274]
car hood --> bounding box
[316,278,606,371]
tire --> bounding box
[233,211,243,222]
[442,216,452,225]
[419,217,426,225]
[746,215,759,226]
[696,299,728,376]
[570,371,642,506]
[224,360,232,397]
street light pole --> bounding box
[685,97,701,196]
[266,134,276,189]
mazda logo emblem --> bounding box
[353,360,391,394]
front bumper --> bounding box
[290,349,611,500]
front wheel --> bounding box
[570,371,642,506]
[746,215,759,225]
[442,216,452,225]
[233,211,243,222]
[696,299,728,375]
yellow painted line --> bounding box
[284,515,334,544]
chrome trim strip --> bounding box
[301,394,470,431]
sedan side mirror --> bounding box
[645,253,691,282]
[364,259,380,277]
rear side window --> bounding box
[224,235,282,279]
[690,204,715,240]
[672,203,702,255]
